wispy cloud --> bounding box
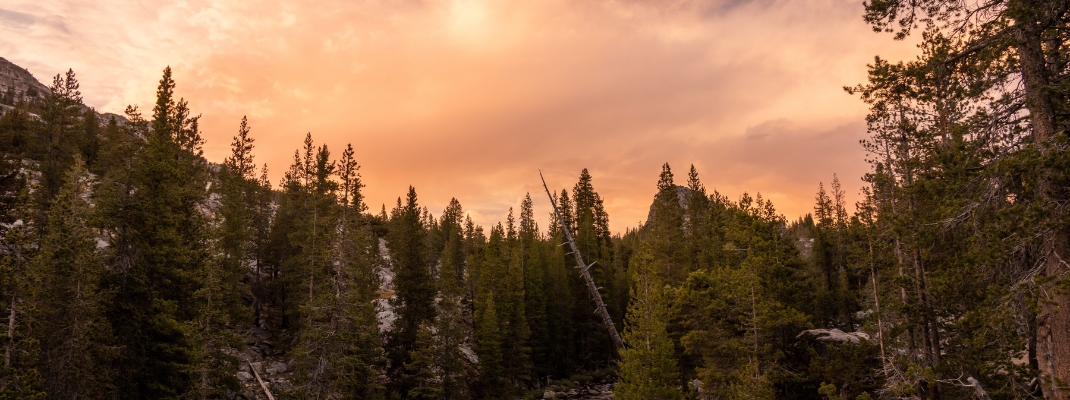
[0,0,917,231]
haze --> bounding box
[0,0,917,231]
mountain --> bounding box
[0,57,51,104]
[0,56,126,124]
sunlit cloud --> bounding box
[0,0,918,231]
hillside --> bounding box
[0,57,125,123]
[0,56,50,104]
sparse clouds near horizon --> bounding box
[0,0,917,231]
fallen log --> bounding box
[249,361,275,400]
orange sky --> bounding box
[1,0,918,232]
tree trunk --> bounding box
[4,301,13,367]
[541,172,624,350]
[1014,7,1069,398]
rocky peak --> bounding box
[646,185,694,224]
[0,57,51,104]
[0,57,127,124]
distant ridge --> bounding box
[0,56,127,124]
[0,56,51,104]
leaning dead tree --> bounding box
[540,171,624,350]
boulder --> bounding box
[797,328,870,344]
[266,361,290,374]
[249,326,272,340]
[272,379,293,392]
[236,371,253,382]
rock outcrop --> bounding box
[645,185,693,226]
[0,57,50,104]
[797,328,870,344]
[0,56,127,124]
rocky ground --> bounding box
[541,381,616,399]
[232,326,294,400]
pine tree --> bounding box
[402,324,442,400]
[0,186,45,400]
[672,193,811,398]
[24,158,116,398]
[570,169,618,366]
[519,194,551,381]
[250,163,273,326]
[439,198,466,296]
[215,116,258,326]
[434,292,469,400]
[33,70,83,206]
[810,179,856,330]
[616,245,683,400]
[475,290,504,399]
[104,66,207,398]
[386,186,437,396]
[292,143,384,399]
[683,165,713,274]
[543,204,576,376]
[501,245,532,384]
[196,117,260,397]
[853,1,1070,396]
[649,163,686,285]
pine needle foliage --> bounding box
[615,245,683,400]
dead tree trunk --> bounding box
[540,171,624,350]
[250,361,275,400]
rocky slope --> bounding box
[0,56,126,124]
[0,56,50,104]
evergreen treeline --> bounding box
[0,67,635,399]
[1,1,1069,399]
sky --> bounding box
[0,0,918,232]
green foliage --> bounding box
[844,0,1070,394]
[2,7,1064,395]
[434,293,470,400]
[0,338,44,400]
[32,70,84,205]
[649,163,686,285]
[0,185,44,400]
[25,158,117,398]
[386,186,437,397]
[476,291,505,399]
[98,66,208,398]
[725,359,774,400]
[615,245,682,400]
[402,324,442,400]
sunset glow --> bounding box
[0,0,918,230]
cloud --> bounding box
[0,0,918,232]
[0,8,36,26]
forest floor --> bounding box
[540,380,615,399]
[561,382,615,399]
[235,325,294,399]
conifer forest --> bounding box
[1,0,1070,399]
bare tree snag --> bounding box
[249,361,276,400]
[540,171,624,350]
[967,376,992,400]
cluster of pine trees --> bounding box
[1,1,1068,399]
[617,0,1070,399]
[0,66,635,399]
